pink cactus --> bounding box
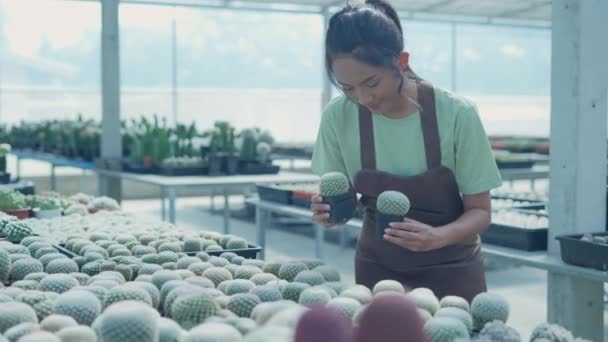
[354,293,427,342]
[295,304,354,342]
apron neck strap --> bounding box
[358,79,442,170]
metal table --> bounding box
[246,197,606,338]
[500,167,550,190]
[94,169,319,232]
[11,150,95,191]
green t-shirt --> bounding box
[311,87,502,195]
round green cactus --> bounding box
[171,292,220,329]
[234,265,262,280]
[0,302,39,333]
[320,172,350,196]
[249,272,277,286]
[45,259,79,274]
[184,322,242,342]
[377,190,410,216]
[298,287,332,306]
[10,258,44,282]
[278,262,307,282]
[5,221,33,243]
[423,317,469,342]
[0,248,10,284]
[293,270,325,286]
[372,279,405,295]
[439,295,470,312]
[56,325,98,342]
[100,301,160,342]
[39,274,80,294]
[158,317,185,342]
[435,307,473,332]
[250,285,282,302]
[407,288,440,315]
[471,292,509,331]
[327,297,361,319]
[227,293,261,318]
[40,314,78,333]
[103,285,153,309]
[52,290,101,326]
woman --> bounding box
[310,0,502,302]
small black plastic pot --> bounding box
[375,212,405,240]
[323,192,355,224]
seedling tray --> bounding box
[186,244,262,259]
[481,223,547,251]
[256,184,293,205]
[556,232,608,271]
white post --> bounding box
[100,0,122,201]
[450,23,457,91]
[171,7,178,126]
[547,1,608,340]
[320,8,332,110]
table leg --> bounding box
[223,188,230,235]
[168,187,176,224]
[161,186,166,221]
[256,206,269,260]
[16,157,21,180]
[314,223,324,260]
[210,189,216,211]
[340,226,348,248]
[50,165,56,191]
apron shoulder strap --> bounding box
[357,79,442,171]
[417,80,442,169]
[359,105,376,169]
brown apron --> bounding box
[352,79,486,302]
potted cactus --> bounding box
[0,143,11,184]
[0,190,31,219]
[28,196,63,219]
[320,172,355,224]
[87,196,121,214]
[376,191,411,240]
[237,128,280,175]
[203,122,238,176]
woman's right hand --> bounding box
[310,193,336,228]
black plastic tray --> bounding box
[256,184,293,205]
[186,244,262,259]
[54,244,78,258]
[496,159,535,169]
[481,223,548,251]
[159,166,208,176]
[556,232,608,271]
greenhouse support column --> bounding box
[320,7,331,110]
[171,6,178,126]
[547,1,608,341]
[450,23,457,91]
[100,0,122,201]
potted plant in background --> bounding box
[0,190,31,219]
[0,143,11,184]
[237,128,280,174]
[29,196,63,219]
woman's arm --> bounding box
[434,191,491,248]
[383,191,492,251]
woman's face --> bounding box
[332,56,403,114]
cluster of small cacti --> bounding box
[580,232,608,245]
[0,204,592,341]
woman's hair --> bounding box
[325,0,419,93]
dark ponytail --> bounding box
[325,0,419,94]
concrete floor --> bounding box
[119,194,607,341]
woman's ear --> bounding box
[398,52,410,71]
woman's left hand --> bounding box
[383,218,445,252]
